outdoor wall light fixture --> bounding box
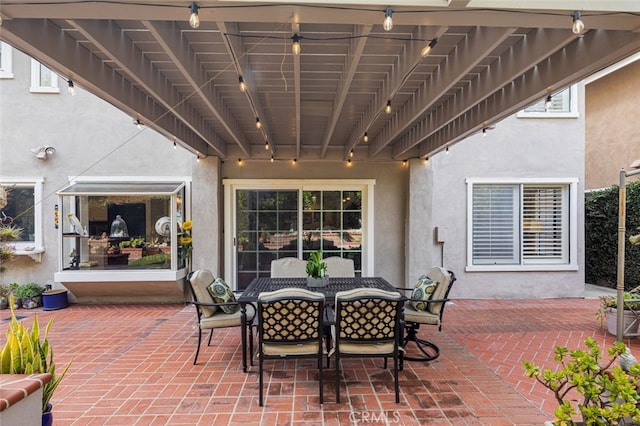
[572,11,584,35]
[30,146,56,160]
[383,7,393,32]
[292,34,302,55]
[189,2,200,29]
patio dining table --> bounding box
[237,276,400,372]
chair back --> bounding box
[187,269,218,318]
[425,267,456,316]
[270,257,307,278]
[257,288,325,347]
[334,288,403,345]
[324,256,355,277]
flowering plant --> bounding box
[179,220,193,267]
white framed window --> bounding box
[30,59,59,93]
[224,179,375,290]
[517,85,579,118]
[0,42,14,79]
[0,178,45,260]
[466,178,578,271]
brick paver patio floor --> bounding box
[1,295,632,425]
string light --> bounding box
[545,94,553,111]
[482,128,487,137]
[347,158,352,166]
[402,159,408,166]
[349,149,354,158]
[173,140,177,149]
[264,140,269,150]
[238,158,242,165]
[424,156,429,165]
[256,117,262,129]
[238,75,246,92]
[67,80,77,96]
[385,100,392,114]
[363,132,369,143]
[292,158,297,165]
[383,7,393,32]
[188,2,200,29]
[270,155,274,162]
[292,34,302,55]
[133,118,144,129]
[196,155,200,162]
[572,11,584,35]
[420,38,438,57]
[445,146,449,155]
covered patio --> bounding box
[0,295,630,425]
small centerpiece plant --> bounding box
[306,250,328,287]
[523,337,640,425]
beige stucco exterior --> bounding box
[586,58,640,190]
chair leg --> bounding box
[335,354,341,403]
[393,352,400,403]
[193,327,203,365]
[403,324,440,362]
[259,354,264,406]
[207,329,214,346]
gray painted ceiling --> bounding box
[1,1,639,162]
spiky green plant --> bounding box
[0,294,71,412]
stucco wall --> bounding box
[219,160,408,287]
[0,49,196,292]
[425,86,586,299]
[586,59,640,190]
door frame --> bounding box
[223,179,375,290]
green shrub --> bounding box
[129,253,167,266]
[585,180,640,289]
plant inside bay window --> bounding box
[179,220,193,268]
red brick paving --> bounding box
[0,297,627,425]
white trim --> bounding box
[585,52,640,85]
[54,269,186,282]
[0,42,14,79]
[29,59,60,93]
[68,175,192,184]
[223,179,375,290]
[465,177,578,271]
[0,178,44,258]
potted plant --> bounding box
[306,250,328,287]
[0,224,21,273]
[596,293,640,336]
[523,337,640,425]
[15,282,45,309]
[0,295,72,424]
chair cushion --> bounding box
[426,267,452,315]
[403,304,441,325]
[200,309,243,329]
[262,342,324,356]
[207,278,239,314]
[410,275,437,311]
[189,270,218,317]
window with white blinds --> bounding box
[517,85,579,118]
[470,182,570,266]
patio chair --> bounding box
[270,257,307,278]
[331,288,404,403]
[256,288,326,406]
[186,269,255,365]
[324,256,355,277]
[399,267,456,362]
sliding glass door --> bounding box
[224,180,373,290]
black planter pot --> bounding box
[42,403,53,426]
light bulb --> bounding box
[402,160,408,167]
[545,95,553,111]
[363,132,369,143]
[256,117,261,129]
[292,34,301,55]
[349,150,354,158]
[264,140,269,150]
[421,39,438,58]
[572,11,584,35]
[238,76,246,92]
[383,7,393,32]
[189,3,200,29]
[238,158,242,165]
[445,146,449,155]
[133,119,144,130]
[173,141,177,150]
[347,158,352,166]
[385,100,392,114]
[67,80,76,96]
[292,158,297,165]
[482,128,487,138]
[270,155,274,163]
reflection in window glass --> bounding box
[0,186,35,242]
